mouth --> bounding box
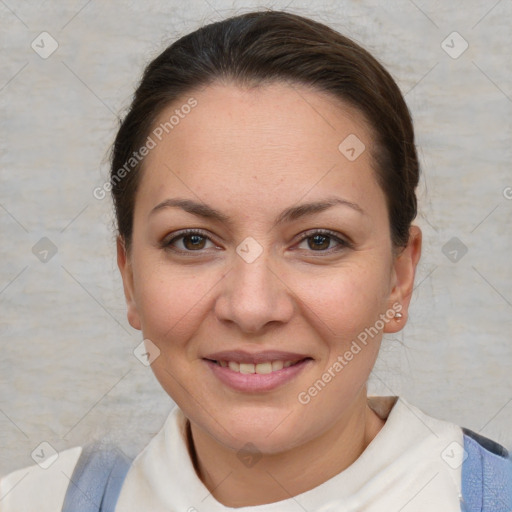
[203,356,313,392]
[204,358,312,374]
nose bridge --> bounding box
[216,239,294,332]
[234,247,275,296]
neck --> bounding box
[186,391,386,507]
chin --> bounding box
[205,407,306,453]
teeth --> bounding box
[239,363,255,374]
[255,362,273,374]
[272,360,284,371]
[228,361,240,372]
[218,359,302,374]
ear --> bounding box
[384,225,422,333]
[117,236,142,331]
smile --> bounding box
[210,359,305,374]
[204,357,313,392]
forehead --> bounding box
[136,81,384,218]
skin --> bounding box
[117,81,422,507]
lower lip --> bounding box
[204,359,312,392]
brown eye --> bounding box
[308,234,331,251]
[182,233,207,250]
[164,230,216,252]
[296,230,350,253]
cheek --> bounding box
[133,259,213,345]
[290,268,386,420]
[132,262,214,400]
[292,261,391,341]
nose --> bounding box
[214,249,295,334]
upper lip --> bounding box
[203,350,312,364]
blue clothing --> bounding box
[461,428,512,511]
[63,430,512,512]
[61,444,131,512]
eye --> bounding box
[162,228,351,255]
[164,229,217,252]
[296,229,351,253]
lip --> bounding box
[204,357,313,393]
[203,349,311,364]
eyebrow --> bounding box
[149,195,365,228]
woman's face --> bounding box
[118,81,420,454]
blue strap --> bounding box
[461,430,512,512]
[61,443,132,512]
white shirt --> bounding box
[0,396,465,511]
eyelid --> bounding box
[295,228,352,251]
[162,228,352,254]
[162,228,220,250]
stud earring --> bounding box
[394,311,403,320]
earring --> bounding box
[394,311,403,320]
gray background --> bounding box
[1,0,511,476]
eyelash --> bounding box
[162,228,352,255]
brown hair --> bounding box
[110,9,419,250]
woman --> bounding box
[1,9,510,512]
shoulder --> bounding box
[461,428,512,511]
[462,427,510,459]
[0,446,82,512]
